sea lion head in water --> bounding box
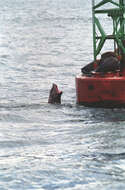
[48,83,62,104]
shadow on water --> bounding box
[52,103,125,124]
[0,101,125,124]
[73,104,125,123]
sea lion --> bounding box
[81,61,95,74]
[81,51,120,74]
[95,55,120,73]
[48,83,62,104]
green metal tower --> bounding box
[92,0,125,62]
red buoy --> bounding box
[76,1,125,107]
[76,72,125,107]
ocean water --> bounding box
[0,0,125,189]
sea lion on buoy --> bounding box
[101,51,117,59]
[95,53,120,73]
[81,61,94,74]
[48,83,62,104]
[81,60,100,75]
[81,51,120,74]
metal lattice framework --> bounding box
[92,0,125,60]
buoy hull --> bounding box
[76,74,125,107]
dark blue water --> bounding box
[0,0,125,189]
